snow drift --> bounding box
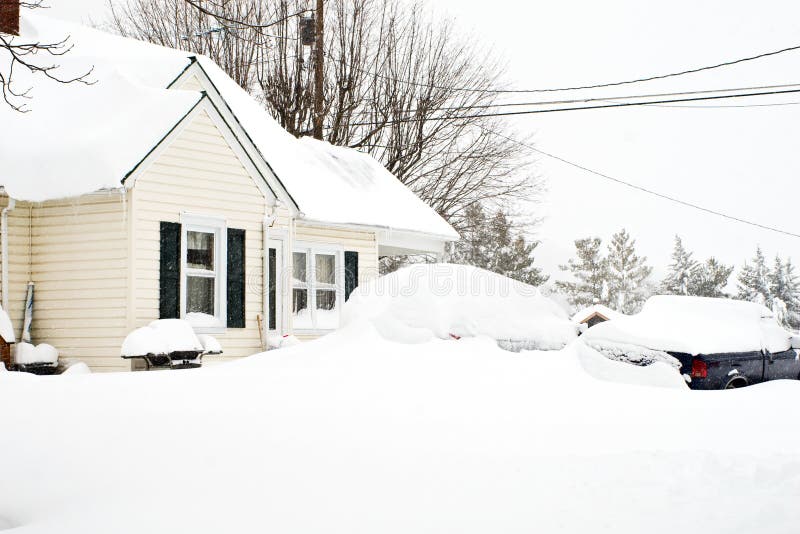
[583,295,794,355]
[342,264,578,349]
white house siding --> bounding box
[0,193,131,372]
[292,223,378,340]
[131,108,288,365]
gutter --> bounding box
[1,198,16,312]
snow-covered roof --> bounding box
[582,295,793,355]
[0,14,457,241]
[571,304,623,324]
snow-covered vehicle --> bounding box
[581,295,800,389]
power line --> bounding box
[382,82,800,114]
[181,0,311,30]
[325,43,800,95]
[345,87,800,126]
[480,126,800,239]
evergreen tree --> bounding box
[769,255,800,329]
[693,257,734,298]
[737,247,771,306]
[555,237,608,308]
[452,204,548,286]
[606,229,653,314]
[661,235,701,295]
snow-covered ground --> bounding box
[1,319,799,532]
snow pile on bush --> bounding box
[14,343,58,365]
[121,320,217,357]
[342,264,577,349]
[0,305,15,343]
[583,295,794,355]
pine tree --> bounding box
[769,255,800,329]
[555,237,608,308]
[661,235,701,295]
[737,247,771,306]
[693,257,734,298]
[606,229,653,314]
[452,204,548,286]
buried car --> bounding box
[581,295,800,389]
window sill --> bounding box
[191,326,227,335]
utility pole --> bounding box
[312,0,324,139]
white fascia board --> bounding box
[169,61,300,215]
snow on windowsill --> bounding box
[185,312,226,334]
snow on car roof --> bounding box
[0,14,457,240]
[582,295,791,355]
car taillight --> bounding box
[691,358,708,379]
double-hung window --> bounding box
[181,215,227,332]
[292,246,343,331]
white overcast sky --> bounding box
[45,0,800,280]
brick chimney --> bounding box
[0,1,20,36]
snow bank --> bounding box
[120,320,204,357]
[576,340,688,389]
[61,362,92,375]
[343,264,578,349]
[583,295,793,355]
[14,343,58,365]
[1,320,799,533]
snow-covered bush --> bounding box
[343,264,578,349]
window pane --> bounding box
[187,276,215,315]
[268,248,277,331]
[293,252,307,284]
[316,254,336,285]
[316,290,339,330]
[187,231,214,270]
[292,288,311,329]
[316,289,336,310]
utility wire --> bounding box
[182,0,311,30]
[480,126,800,239]
[345,87,800,126]
[327,43,800,94]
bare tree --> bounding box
[1,1,93,112]
[107,0,543,231]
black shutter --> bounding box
[344,251,359,301]
[227,228,246,328]
[159,222,181,319]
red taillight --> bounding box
[691,358,708,379]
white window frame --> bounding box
[292,242,344,333]
[180,213,228,334]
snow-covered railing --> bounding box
[120,320,222,370]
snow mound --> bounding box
[14,342,58,365]
[576,340,688,389]
[121,320,204,357]
[197,334,223,355]
[583,295,793,355]
[343,264,578,349]
[62,362,92,375]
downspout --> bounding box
[1,198,16,312]
[262,203,276,350]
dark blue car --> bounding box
[581,295,800,390]
[668,348,800,389]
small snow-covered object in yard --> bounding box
[197,334,223,355]
[343,264,578,350]
[267,334,301,349]
[15,342,58,365]
[121,320,220,369]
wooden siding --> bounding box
[132,108,289,365]
[0,193,130,372]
